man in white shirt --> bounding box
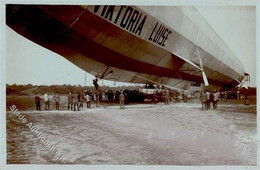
[213,91,219,109]
[85,93,91,108]
[44,92,50,110]
[206,91,210,110]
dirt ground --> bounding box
[6,99,257,165]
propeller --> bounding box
[172,51,209,86]
[197,49,209,86]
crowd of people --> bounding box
[34,87,245,111]
[200,90,220,110]
[199,90,246,110]
[34,90,127,111]
[35,92,61,111]
[151,89,188,104]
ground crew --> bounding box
[72,93,78,111]
[80,91,84,108]
[182,93,188,102]
[93,77,99,90]
[165,89,170,105]
[77,91,84,110]
[200,91,207,110]
[119,91,125,109]
[35,93,42,110]
[210,91,214,109]
[53,92,60,110]
[161,89,165,103]
[43,92,50,110]
[68,92,73,110]
[206,91,210,110]
[213,91,219,109]
[224,91,228,102]
[85,93,91,108]
[153,91,157,103]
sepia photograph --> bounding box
[4,3,257,167]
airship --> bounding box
[6,5,246,91]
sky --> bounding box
[6,6,256,87]
[6,27,134,87]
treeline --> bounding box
[6,84,141,96]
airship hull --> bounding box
[6,5,245,90]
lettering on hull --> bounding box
[87,5,173,48]
[148,22,172,47]
[92,5,147,36]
